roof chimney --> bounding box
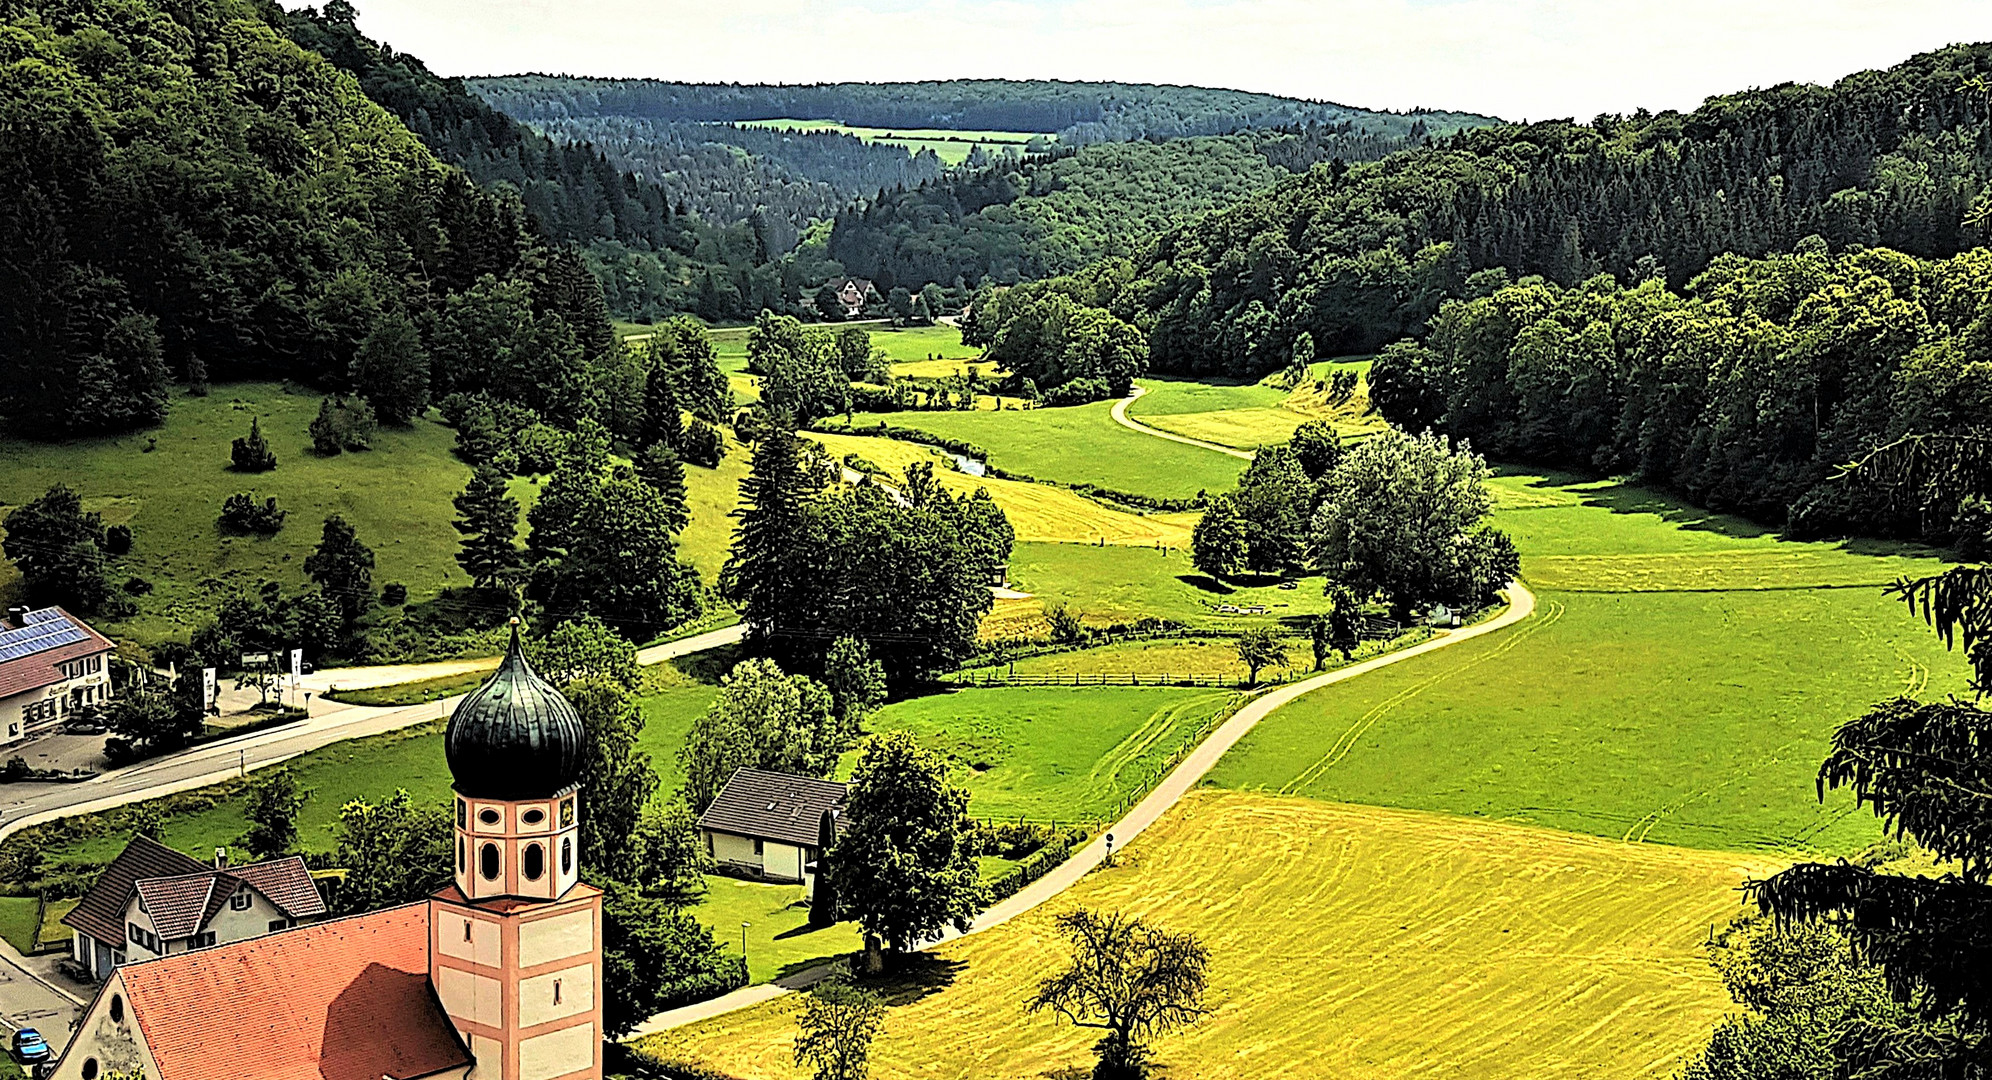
[215,848,229,870]
[4,606,27,628]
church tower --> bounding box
[429,622,604,1080]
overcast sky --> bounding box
[302,0,1992,121]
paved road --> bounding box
[1109,387,1255,461]
[0,622,749,1040]
[632,582,1540,1034]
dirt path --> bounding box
[633,581,1540,1034]
[1109,387,1254,461]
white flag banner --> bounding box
[289,648,302,679]
[202,667,217,711]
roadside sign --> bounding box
[242,652,270,665]
[202,667,217,710]
[289,649,302,679]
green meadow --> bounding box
[1204,471,1964,856]
[829,402,1244,499]
[989,542,1340,637]
[734,118,1043,165]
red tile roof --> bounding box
[61,836,209,946]
[232,856,329,920]
[116,903,471,1080]
[0,606,114,699]
[131,874,223,940]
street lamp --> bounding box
[741,921,750,961]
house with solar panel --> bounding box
[695,767,848,887]
[0,605,115,745]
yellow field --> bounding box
[890,358,998,379]
[805,432,1196,548]
[1139,375,1390,449]
[1524,550,1916,592]
[642,791,1766,1080]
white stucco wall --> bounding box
[437,966,504,1028]
[48,972,159,1080]
[518,1022,594,1080]
[517,962,593,1028]
[518,910,591,969]
[438,911,502,967]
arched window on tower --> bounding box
[457,838,465,873]
[523,843,545,881]
[561,837,573,875]
[479,843,500,881]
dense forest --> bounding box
[1369,243,1992,539]
[829,125,1446,290]
[275,1,797,324]
[1066,43,1992,377]
[0,0,622,437]
[498,114,946,239]
[468,76,1495,145]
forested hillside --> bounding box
[469,76,1495,145]
[830,125,1438,289]
[1098,43,1992,376]
[274,1,793,324]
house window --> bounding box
[109,995,123,1024]
[480,843,500,881]
[268,919,293,932]
[127,923,141,946]
[753,838,764,856]
[458,838,465,872]
[81,1059,98,1080]
[553,979,562,1005]
[478,807,501,827]
[523,808,544,826]
[522,843,545,881]
[191,931,216,949]
[231,891,252,911]
[457,800,467,828]
[6,724,16,738]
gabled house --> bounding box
[0,606,115,745]
[696,768,848,886]
[62,835,327,981]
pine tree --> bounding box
[453,465,523,591]
[230,417,277,472]
[719,416,822,641]
[304,514,375,625]
[641,363,685,450]
[637,442,690,535]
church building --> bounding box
[46,625,604,1080]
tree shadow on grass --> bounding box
[853,953,968,1007]
[1177,573,1237,595]
[669,643,744,685]
[1577,481,1777,541]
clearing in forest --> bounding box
[1127,359,1388,449]
[642,790,1765,1080]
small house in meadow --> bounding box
[696,768,847,887]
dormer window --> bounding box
[230,891,252,911]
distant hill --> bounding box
[467,76,1498,144]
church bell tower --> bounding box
[429,621,604,1080]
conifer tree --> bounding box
[720,415,822,642]
[304,514,375,625]
[637,442,690,535]
[641,364,685,450]
[453,465,523,591]
[230,417,277,473]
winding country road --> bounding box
[1109,386,1255,460]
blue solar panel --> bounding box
[0,613,88,663]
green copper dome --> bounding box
[445,625,586,800]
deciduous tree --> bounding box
[304,514,375,626]
[1028,909,1210,1080]
[330,791,452,914]
[793,979,886,1080]
[350,312,430,424]
[1,485,113,612]
[243,768,309,859]
[566,677,659,883]
[832,731,984,969]
[679,659,839,812]
[1235,628,1288,685]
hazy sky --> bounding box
[304,0,1992,121]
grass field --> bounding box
[849,687,1242,822]
[735,119,1043,165]
[0,385,478,644]
[0,896,38,956]
[1203,470,1966,856]
[985,542,1338,638]
[805,432,1194,548]
[1127,359,1388,449]
[645,790,1766,1080]
[828,403,1244,499]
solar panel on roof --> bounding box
[0,617,88,663]
[20,608,61,625]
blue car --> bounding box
[10,1028,50,1066]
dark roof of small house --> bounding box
[697,768,848,849]
[0,606,115,699]
[107,903,471,1080]
[64,839,327,944]
[62,835,209,945]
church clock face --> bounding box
[560,798,574,828]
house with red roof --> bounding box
[61,836,328,981]
[48,625,604,1080]
[0,606,115,744]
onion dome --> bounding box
[445,621,586,800]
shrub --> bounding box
[512,422,567,475]
[681,417,725,468]
[122,577,152,595]
[104,524,132,557]
[217,494,286,535]
[309,395,377,455]
[229,417,277,472]
[1041,377,1112,407]
[381,583,408,607]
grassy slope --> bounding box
[1204,471,1965,856]
[848,686,1241,821]
[0,383,746,644]
[986,542,1336,638]
[646,791,1763,1080]
[0,385,475,644]
[830,402,1243,499]
[804,432,1193,548]
[1127,359,1387,449]
[734,119,1041,165]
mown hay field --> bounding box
[1128,360,1388,449]
[983,542,1337,639]
[643,791,1766,1080]
[1205,472,1966,855]
[806,432,1194,548]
